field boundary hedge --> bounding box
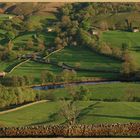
[0,123,140,137]
[0,100,48,115]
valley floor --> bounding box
[0,101,140,127]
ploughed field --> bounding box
[0,101,140,127]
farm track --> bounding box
[4,59,31,74]
[0,100,48,115]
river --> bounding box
[32,81,121,90]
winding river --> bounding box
[32,81,121,90]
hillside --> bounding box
[0,3,140,132]
[0,2,66,16]
[100,31,140,67]
[93,12,140,29]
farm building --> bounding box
[92,30,98,35]
[8,16,13,20]
[47,27,53,32]
[89,27,99,35]
[132,27,139,32]
[0,72,6,77]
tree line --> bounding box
[0,85,36,108]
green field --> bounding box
[10,61,62,81]
[101,30,140,66]
[9,60,120,80]
[0,101,140,127]
[38,82,140,101]
[49,46,121,71]
[13,32,56,49]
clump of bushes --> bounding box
[45,92,57,101]
[0,85,36,109]
[0,75,34,87]
[68,86,92,101]
[41,69,77,84]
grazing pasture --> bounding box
[10,61,62,80]
[49,46,121,71]
[101,31,140,66]
[0,101,140,127]
[38,82,140,101]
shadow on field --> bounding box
[91,114,140,121]
[28,113,60,126]
[133,46,140,51]
[77,102,100,122]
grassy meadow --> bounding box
[101,30,140,67]
[37,82,140,101]
[0,101,140,127]
[10,61,62,81]
[49,46,121,70]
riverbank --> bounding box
[32,80,121,90]
[30,78,119,89]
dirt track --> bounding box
[0,100,48,115]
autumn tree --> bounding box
[7,40,14,51]
[98,42,112,56]
[112,47,122,59]
[27,38,34,50]
[121,49,137,77]
[38,40,45,51]
[99,20,108,31]
[60,69,77,82]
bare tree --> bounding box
[59,99,80,125]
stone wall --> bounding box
[0,123,140,137]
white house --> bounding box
[92,30,98,35]
[133,29,139,33]
[8,16,13,20]
[132,27,139,33]
[47,27,53,32]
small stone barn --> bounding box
[90,27,99,35]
